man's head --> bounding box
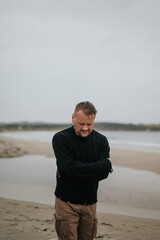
[72,101,97,137]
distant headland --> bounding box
[0,122,160,131]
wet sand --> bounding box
[0,134,54,158]
[0,134,160,239]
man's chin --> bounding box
[79,132,90,137]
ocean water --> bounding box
[1,130,160,153]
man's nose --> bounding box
[82,125,88,130]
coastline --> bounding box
[0,134,160,239]
[0,134,160,174]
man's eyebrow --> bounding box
[78,122,92,125]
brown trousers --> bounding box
[54,197,98,240]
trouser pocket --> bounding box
[91,218,98,240]
[55,214,68,240]
[78,216,98,240]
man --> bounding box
[52,101,112,240]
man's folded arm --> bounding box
[52,135,111,179]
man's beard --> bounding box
[76,130,91,137]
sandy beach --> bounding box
[0,134,160,240]
[1,198,160,240]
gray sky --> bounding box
[0,0,160,124]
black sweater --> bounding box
[52,126,111,204]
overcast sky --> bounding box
[0,0,160,124]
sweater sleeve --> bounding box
[52,134,111,180]
[94,135,112,181]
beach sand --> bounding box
[0,134,160,240]
[0,198,160,240]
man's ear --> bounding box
[72,114,75,124]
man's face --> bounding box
[72,110,95,137]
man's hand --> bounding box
[107,158,113,173]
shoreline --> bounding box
[0,134,160,174]
[0,134,160,239]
